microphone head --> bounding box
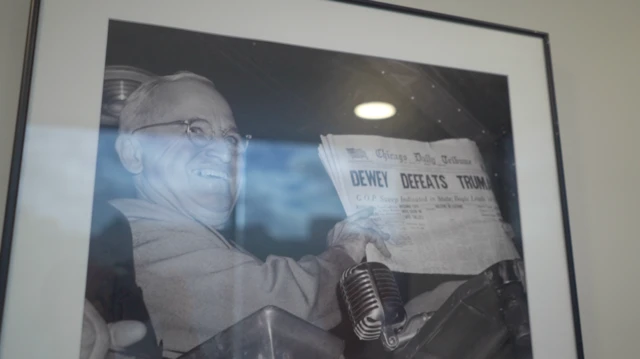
[339,262,406,350]
[101,66,155,126]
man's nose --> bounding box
[203,141,232,163]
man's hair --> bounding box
[118,71,215,133]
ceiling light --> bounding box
[354,102,396,120]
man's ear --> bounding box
[115,135,144,174]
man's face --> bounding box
[136,79,242,222]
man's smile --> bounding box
[190,168,229,181]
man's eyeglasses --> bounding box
[131,118,251,153]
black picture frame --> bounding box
[0,0,41,329]
[0,1,583,358]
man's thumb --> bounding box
[373,239,392,258]
[108,321,147,349]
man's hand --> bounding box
[327,207,392,262]
[80,299,147,359]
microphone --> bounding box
[101,66,155,126]
[339,262,428,351]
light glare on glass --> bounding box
[354,102,396,120]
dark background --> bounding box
[94,20,522,293]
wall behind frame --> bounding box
[1,0,639,358]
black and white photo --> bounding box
[82,20,531,359]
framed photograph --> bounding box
[0,0,583,358]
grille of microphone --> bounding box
[101,66,155,126]
[339,262,406,347]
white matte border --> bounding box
[0,1,578,358]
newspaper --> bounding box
[318,134,519,275]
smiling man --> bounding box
[110,71,391,357]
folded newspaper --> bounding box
[318,134,519,275]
